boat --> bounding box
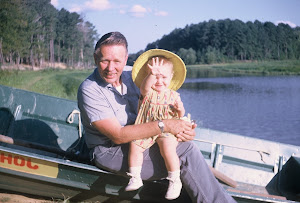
[0,84,299,202]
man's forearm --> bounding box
[92,118,161,144]
[92,118,192,145]
[120,121,161,143]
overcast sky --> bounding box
[51,0,300,54]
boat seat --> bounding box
[0,107,14,136]
[0,85,89,161]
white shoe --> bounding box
[125,172,143,191]
[165,177,182,200]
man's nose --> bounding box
[107,61,114,71]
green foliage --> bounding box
[127,50,144,66]
[143,19,300,65]
[177,48,197,65]
[0,0,99,68]
[2,1,300,71]
[54,73,85,98]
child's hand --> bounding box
[170,98,185,118]
[173,99,185,117]
[147,57,163,76]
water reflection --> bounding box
[182,82,237,91]
[186,67,261,78]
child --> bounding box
[127,49,187,200]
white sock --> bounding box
[167,170,180,180]
[129,166,142,177]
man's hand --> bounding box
[163,119,197,142]
[176,121,197,142]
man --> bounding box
[77,31,235,203]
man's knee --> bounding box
[178,142,205,164]
[178,141,200,154]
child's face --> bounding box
[152,63,173,92]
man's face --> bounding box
[94,44,128,87]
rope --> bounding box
[67,109,82,139]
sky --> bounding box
[50,0,300,54]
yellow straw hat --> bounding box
[132,49,186,91]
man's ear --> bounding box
[124,54,128,65]
[94,53,98,65]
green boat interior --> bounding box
[0,84,299,202]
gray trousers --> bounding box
[93,141,236,203]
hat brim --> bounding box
[132,49,186,91]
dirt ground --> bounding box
[0,190,56,203]
[0,190,134,203]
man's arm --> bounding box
[92,117,195,145]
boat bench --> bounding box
[0,85,90,162]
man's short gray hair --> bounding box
[94,32,128,56]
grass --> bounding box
[0,68,93,100]
[186,60,300,78]
[1,60,300,100]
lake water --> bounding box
[178,76,300,146]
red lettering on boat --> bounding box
[0,153,39,170]
[13,156,25,166]
[0,153,12,164]
[27,158,38,169]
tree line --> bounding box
[1,1,300,69]
[0,0,99,69]
[128,19,300,65]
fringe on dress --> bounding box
[133,89,180,149]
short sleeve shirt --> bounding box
[77,68,140,148]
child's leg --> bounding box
[156,136,182,200]
[156,136,180,171]
[128,141,145,167]
[126,142,145,191]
